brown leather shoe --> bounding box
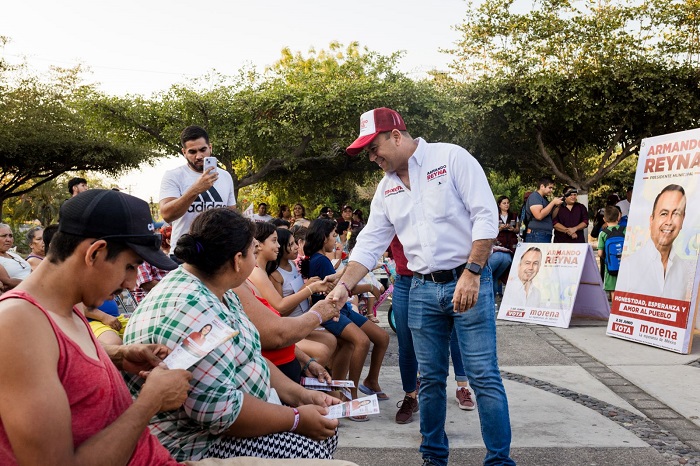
[456,387,476,411]
[395,394,419,424]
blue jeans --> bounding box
[409,267,515,466]
[487,251,513,297]
[525,229,552,243]
[450,328,468,381]
[393,274,419,393]
[395,275,473,390]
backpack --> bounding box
[519,193,533,240]
[602,227,625,276]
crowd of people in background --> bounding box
[0,120,639,466]
[478,177,631,302]
[4,176,633,305]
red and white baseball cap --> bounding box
[346,107,406,156]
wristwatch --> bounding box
[465,262,482,275]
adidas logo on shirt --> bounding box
[187,187,227,212]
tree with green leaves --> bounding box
[2,173,114,228]
[0,38,161,217]
[92,43,461,206]
[448,0,700,197]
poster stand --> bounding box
[606,128,700,354]
[497,243,609,328]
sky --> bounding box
[2,0,470,201]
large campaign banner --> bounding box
[606,128,700,354]
[497,243,609,328]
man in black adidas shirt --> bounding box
[159,126,236,252]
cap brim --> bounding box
[129,243,178,271]
[346,133,380,156]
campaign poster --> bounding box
[606,128,700,354]
[497,243,608,328]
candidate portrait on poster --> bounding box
[498,242,605,328]
[500,245,578,311]
[502,246,543,307]
[616,184,695,302]
[607,128,700,353]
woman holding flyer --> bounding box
[301,218,389,411]
[123,208,341,461]
[247,225,337,368]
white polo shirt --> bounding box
[350,138,498,275]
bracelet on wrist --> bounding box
[301,357,316,373]
[290,407,300,432]
[309,310,323,325]
[340,281,352,294]
[306,285,314,296]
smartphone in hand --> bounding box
[204,157,217,172]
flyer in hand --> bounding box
[301,378,355,400]
[324,394,380,420]
[163,315,239,370]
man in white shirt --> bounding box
[616,184,693,301]
[327,108,515,466]
[616,186,633,218]
[159,126,236,253]
[251,203,274,223]
[502,247,542,307]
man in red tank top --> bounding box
[0,190,191,465]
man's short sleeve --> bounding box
[159,167,183,202]
[580,204,590,224]
[526,192,543,216]
[552,210,561,226]
[219,169,237,207]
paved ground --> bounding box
[331,306,700,466]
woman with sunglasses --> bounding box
[0,224,31,291]
[246,222,333,382]
[277,204,293,222]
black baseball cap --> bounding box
[59,189,177,270]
